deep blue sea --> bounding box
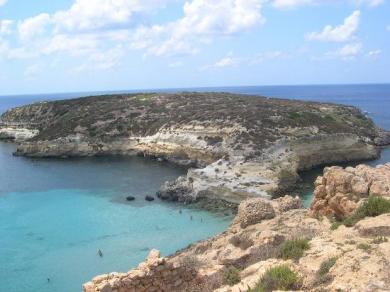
[0,84,389,292]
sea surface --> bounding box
[0,84,389,291]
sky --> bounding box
[0,0,389,95]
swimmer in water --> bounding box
[98,249,103,257]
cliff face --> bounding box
[1,92,388,202]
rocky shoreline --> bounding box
[1,92,389,291]
[84,163,390,292]
[1,92,389,205]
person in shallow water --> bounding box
[98,249,103,257]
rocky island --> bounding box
[1,92,389,291]
[1,92,389,203]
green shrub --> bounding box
[315,257,337,284]
[357,243,371,252]
[289,112,301,119]
[279,238,310,260]
[343,197,390,227]
[331,221,342,230]
[251,265,300,292]
[371,236,388,244]
[224,266,241,286]
[324,115,336,121]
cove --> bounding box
[297,147,390,207]
[0,142,231,292]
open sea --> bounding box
[0,84,389,292]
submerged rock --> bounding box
[126,196,135,201]
[145,195,155,202]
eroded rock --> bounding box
[311,163,390,218]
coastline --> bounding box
[1,92,388,204]
[1,92,390,291]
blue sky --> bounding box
[0,0,389,94]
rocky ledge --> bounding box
[84,163,390,292]
[1,92,389,204]
[311,163,390,219]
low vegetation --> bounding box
[223,266,241,286]
[279,238,310,260]
[371,236,388,244]
[332,197,390,229]
[315,257,337,284]
[250,265,301,292]
[357,243,371,252]
[344,196,390,227]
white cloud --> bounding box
[201,52,241,70]
[42,34,99,56]
[202,50,285,69]
[18,13,51,42]
[325,42,362,60]
[0,0,7,7]
[132,0,265,56]
[271,0,385,8]
[2,0,265,65]
[354,0,384,7]
[272,0,314,9]
[306,10,360,42]
[250,50,284,64]
[214,56,239,67]
[0,20,13,35]
[168,61,183,68]
[73,46,124,72]
[52,0,174,33]
[24,64,44,78]
[367,49,381,59]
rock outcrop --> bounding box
[1,92,387,204]
[311,163,390,219]
[0,125,38,141]
[83,192,390,292]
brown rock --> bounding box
[355,214,390,237]
[234,198,276,228]
[311,163,390,218]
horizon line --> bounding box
[1,82,390,98]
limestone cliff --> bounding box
[0,92,388,202]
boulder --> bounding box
[272,195,303,213]
[354,214,390,237]
[311,163,390,218]
[234,198,275,229]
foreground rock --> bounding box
[1,93,388,204]
[83,193,390,292]
[311,163,390,219]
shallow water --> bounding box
[0,143,231,292]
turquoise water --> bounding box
[1,84,389,291]
[0,143,231,292]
